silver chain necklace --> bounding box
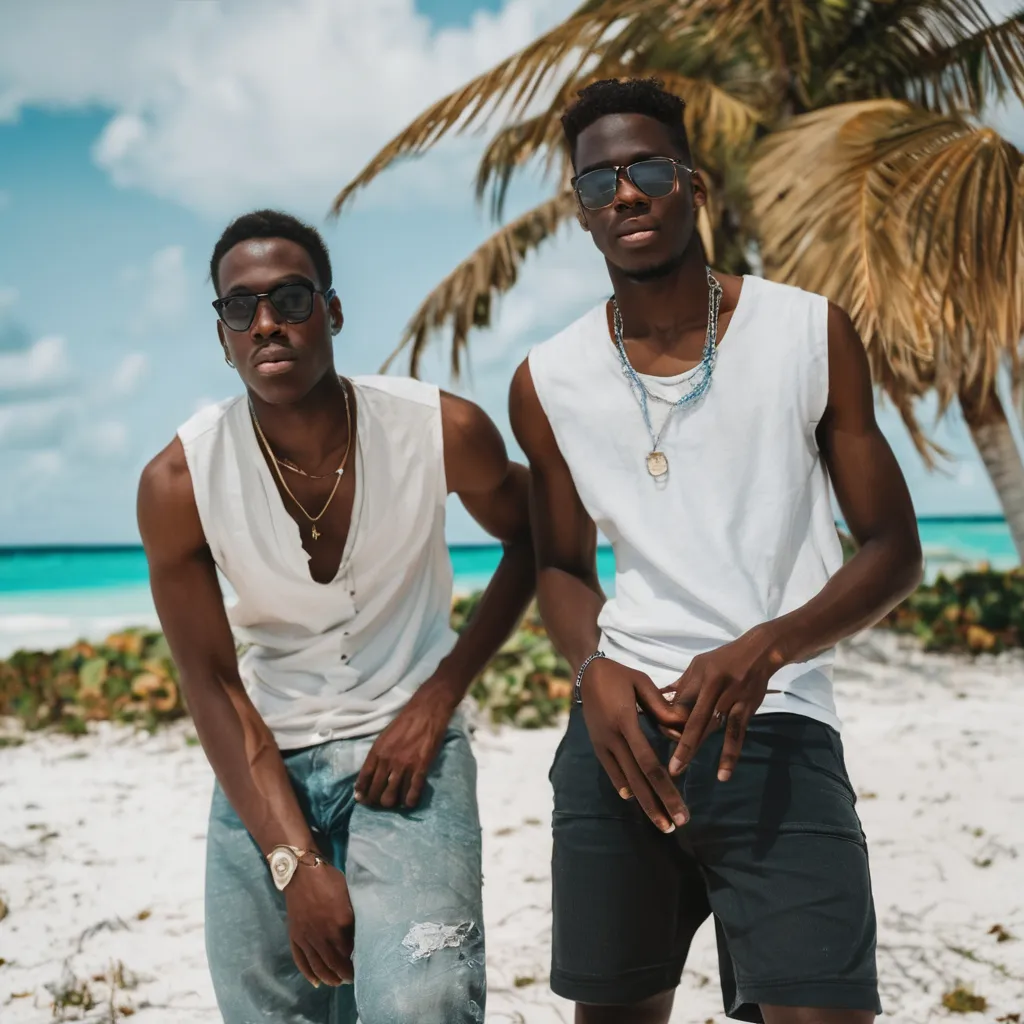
[612,267,723,478]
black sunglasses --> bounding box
[572,157,693,211]
[212,282,336,332]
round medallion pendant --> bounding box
[646,451,669,477]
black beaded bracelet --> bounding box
[572,650,606,705]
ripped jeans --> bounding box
[204,719,485,1024]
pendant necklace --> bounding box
[613,266,722,477]
[249,377,353,541]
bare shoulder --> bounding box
[509,356,562,465]
[137,437,206,560]
[509,357,535,403]
[138,437,194,510]
[439,390,504,454]
[439,391,508,494]
[825,300,871,383]
[508,357,546,430]
[820,300,876,428]
[826,299,859,341]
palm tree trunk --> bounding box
[959,379,1024,562]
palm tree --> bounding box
[332,0,1024,554]
[748,99,1024,553]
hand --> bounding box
[579,657,690,833]
[285,860,355,987]
[666,626,784,781]
[354,675,458,809]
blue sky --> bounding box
[0,0,1022,545]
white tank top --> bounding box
[529,275,844,730]
[177,376,456,749]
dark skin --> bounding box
[138,237,534,990]
[509,113,922,1024]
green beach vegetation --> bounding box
[0,595,573,736]
[3,566,1023,736]
[0,630,181,736]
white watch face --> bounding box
[269,848,298,891]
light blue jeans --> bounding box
[204,720,485,1024]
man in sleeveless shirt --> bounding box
[137,210,534,1024]
[509,79,923,1024]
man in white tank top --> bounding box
[137,210,534,1024]
[509,79,923,1024]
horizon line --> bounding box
[0,515,1011,555]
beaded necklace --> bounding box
[612,266,722,477]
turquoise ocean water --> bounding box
[0,519,1016,656]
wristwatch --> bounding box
[267,845,322,891]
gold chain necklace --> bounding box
[278,458,339,480]
[249,379,353,541]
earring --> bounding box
[224,353,234,368]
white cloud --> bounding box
[110,352,148,395]
[85,420,130,457]
[474,241,609,370]
[0,286,17,310]
[24,449,64,478]
[0,332,146,458]
[0,397,75,450]
[408,228,608,388]
[955,462,978,488]
[0,335,72,393]
[0,0,577,217]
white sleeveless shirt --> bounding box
[177,376,457,750]
[529,275,844,730]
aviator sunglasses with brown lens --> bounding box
[572,157,693,211]
[213,281,336,332]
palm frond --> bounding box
[910,5,1024,111]
[702,160,758,275]
[654,70,763,162]
[896,122,1024,363]
[750,99,1024,459]
[475,114,561,222]
[695,202,716,265]
[382,189,578,378]
[331,0,781,216]
[871,352,952,462]
[329,0,679,216]
[472,63,593,223]
[820,0,1024,114]
[751,102,916,357]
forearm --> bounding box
[430,535,536,706]
[186,672,315,857]
[761,533,923,668]
[537,564,606,675]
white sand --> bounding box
[2,630,1023,1023]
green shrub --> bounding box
[2,567,1021,736]
[462,602,572,728]
[883,566,1024,654]
[0,629,183,733]
[453,594,572,726]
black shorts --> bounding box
[550,710,882,1021]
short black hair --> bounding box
[210,209,332,295]
[561,77,691,165]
